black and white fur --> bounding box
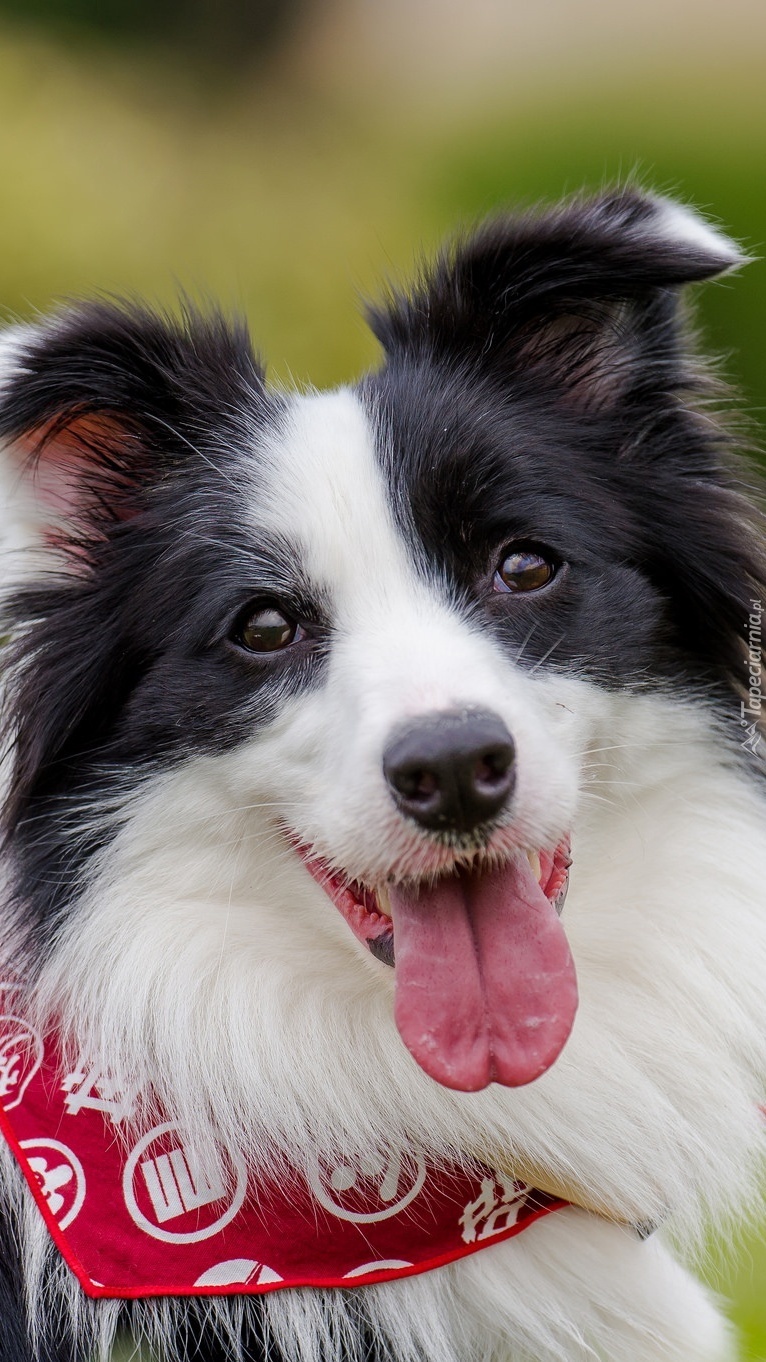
[0,188,765,1361]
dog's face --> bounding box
[0,190,762,1115]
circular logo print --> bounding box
[123,1123,246,1244]
[20,1137,86,1231]
[309,1147,426,1224]
[0,1014,43,1112]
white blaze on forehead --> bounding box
[255,386,428,624]
[251,385,514,720]
[245,384,568,748]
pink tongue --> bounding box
[391,857,578,1091]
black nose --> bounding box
[383,709,516,835]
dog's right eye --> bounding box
[231,604,303,653]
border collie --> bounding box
[0,188,764,1362]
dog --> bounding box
[0,187,764,1362]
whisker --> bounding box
[528,634,566,673]
[514,623,539,665]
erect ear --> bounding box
[0,300,263,563]
[368,189,746,411]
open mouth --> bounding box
[297,837,576,1094]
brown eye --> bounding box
[494,549,557,594]
[234,605,302,653]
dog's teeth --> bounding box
[377,884,392,917]
[526,850,542,881]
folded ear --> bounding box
[0,301,263,566]
[368,189,746,411]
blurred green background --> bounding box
[0,0,763,1355]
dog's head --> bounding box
[0,190,762,1117]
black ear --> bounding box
[0,300,263,554]
[368,189,746,410]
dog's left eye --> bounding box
[231,604,304,653]
[494,548,557,594]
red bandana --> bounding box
[0,989,567,1300]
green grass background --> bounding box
[0,16,763,1357]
